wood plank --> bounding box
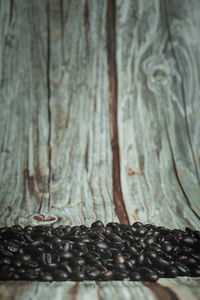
[48,0,116,226]
[0,0,50,227]
[116,0,200,228]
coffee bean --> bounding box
[95,241,109,250]
[72,271,85,281]
[53,270,69,281]
[91,220,104,228]
[181,236,197,247]
[71,257,85,266]
[191,267,200,277]
[115,254,125,264]
[154,256,170,268]
[175,262,190,276]
[165,266,178,277]
[101,270,114,280]
[0,222,199,282]
[132,222,143,228]
[130,272,142,281]
[114,271,128,280]
[40,273,53,281]
[60,251,73,260]
[87,267,101,279]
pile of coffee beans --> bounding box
[0,221,200,281]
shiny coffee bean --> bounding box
[101,270,114,280]
[130,272,142,281]
[53,269,69,281]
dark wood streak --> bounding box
[46,0,51,212]
[84,0,90,56]
[106,0,129,224]
[9,0,14,25]
[69,282,79,300]
[144,282,180,300]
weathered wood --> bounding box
[0,0,199,299]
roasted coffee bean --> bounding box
[95,241,109,250]
[114,270,128,280]
[71,257,85,266]
[59,262,73,274]
[130,272,142,281]
[6,242,20,253]
[39,273,53,281]
[115,254,125,264]
[154,256,170,268]
[24,260,39,268]
[136,253,145,265]
[0,257,11,265]
[101,270,114,280]
[0,222,200,282]
[181,236,197,247]
[191,267,200,277]
[175,262,191,276]
[53,270,69,281]
[72,271,85,281]
[132,222,143,228]
[60,251,73,260]
[87,267,101,279]
[165,266,179,277]
[91,220,104,228]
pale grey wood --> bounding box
[0,0,199,299]
[116,0,200,228]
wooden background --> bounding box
[0,0,200,299]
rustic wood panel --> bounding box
[0,0,199,299]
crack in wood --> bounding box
[144,282,180,300]
[9,0,14,25]
[106,0,129,224]
[46,0,51,212]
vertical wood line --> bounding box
[46,0,51,211]
[106,0,129,224]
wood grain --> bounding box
[0,0,199,299]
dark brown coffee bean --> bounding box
[132,222,143,228]
[175,262,190,276]
[130,272,142,281]
[101,270,114,280]
[87,267,101,279]
[95,241,109,250]
[6,242,20,253]
[71,257,85,266]
[115,254,125,264]
[126,259,136,270]
[114,271,128,280]
[59,262,73,274]
[191,267,200,277]
[154,256,170,268]
[91,220,104,228]
[72,271,85,281]
[0,257,11,265]
[181,236,197,246]
[136,253,145,265]
[39,273,53,281]
[60,251,73,260]
[165,266,179,277]
[53,269,69,281]
[24,260,39,268]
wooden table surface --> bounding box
[0,0,200,299]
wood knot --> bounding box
[33,215,56,222]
